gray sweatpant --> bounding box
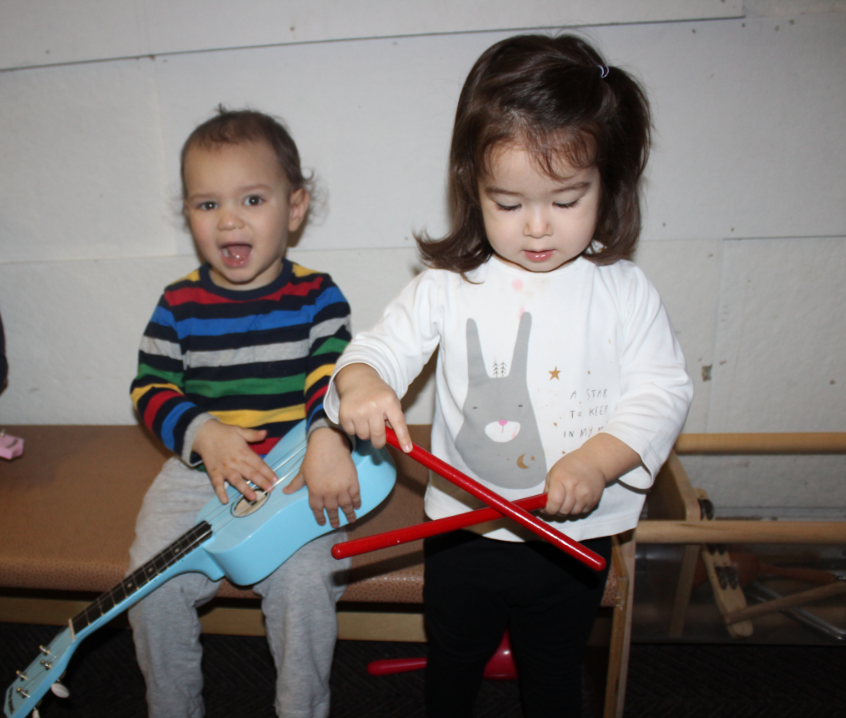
[127,458,351,718]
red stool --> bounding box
[367,630,517,681]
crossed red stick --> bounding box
[332,427,606,572]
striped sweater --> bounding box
[130,260,351,463]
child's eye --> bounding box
[245,195,264,206]
[495,202,520,212]
[198,201,217,211]
[554,200,579,209]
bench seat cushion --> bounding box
[0,425,616,608]
[0,424,429,602]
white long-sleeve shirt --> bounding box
[326,256,692,542]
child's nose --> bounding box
[217,210,243,231]
[523,209,551,238]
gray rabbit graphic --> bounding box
[455,312,547,489]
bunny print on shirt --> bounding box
[455,312,547,489]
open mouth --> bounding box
[221,243,252,268]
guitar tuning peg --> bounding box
[51,681,70,699]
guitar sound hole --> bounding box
[231,490,269,517]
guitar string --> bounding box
[194,439,309,528]
[15,440,314,699]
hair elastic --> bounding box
[598,65,610,79]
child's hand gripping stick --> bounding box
[340,426,605,571]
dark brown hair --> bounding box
[180,106,310,201]
[417,34,652,273]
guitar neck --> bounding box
[70,520,214,637]
[7,421,397,718]
[5,521,214,718]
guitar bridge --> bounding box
[231,489,269,518]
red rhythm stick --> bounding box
[332,493,548,559]
[373,427,605,571]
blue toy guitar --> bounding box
[4,421,395,718]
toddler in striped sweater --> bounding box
[128,107,356,718]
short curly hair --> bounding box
[180,106,310,201]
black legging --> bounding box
[423,530,612,718]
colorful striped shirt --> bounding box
[130,260,351,463]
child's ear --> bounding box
[288,188,310,232]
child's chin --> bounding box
[210,267,256,289]
[521,256,573,273]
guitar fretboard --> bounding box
[71,521,214,635]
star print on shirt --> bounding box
[549,367,560,380]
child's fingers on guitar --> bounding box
[243,457,277,493]
[210,473,231,504]
[326,508,342,529]
[282,471,306,495]
[338,490,359,525]
[308,495,332,527]
[208,469,257,504]
[313,492,359,529]
[228,473,260,503]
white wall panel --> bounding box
[0,256,197,425]
[0,0,145,70]
[745,0,846,17]
[709,237,846,432]
[680,453,846,518]
[0,57,177,263]
[142,0,740,57]
[634,239,724,433]
[598,14,846,242]
[0,0,740,71]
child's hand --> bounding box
[334,364,412,452]
[543,434,642,517]
[192,421,278,504]
[283,427,360,528]
[543,450,608,517]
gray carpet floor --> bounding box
[2,622,845,717]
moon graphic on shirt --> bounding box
[516,454,529,469]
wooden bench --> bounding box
[3,423,695,718]
[0,424,441,635]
